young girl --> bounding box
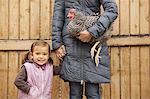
[14,40,58,99]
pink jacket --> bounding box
[18,62,53,99]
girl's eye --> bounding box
[43,53,47,55]
[36,52,40,55]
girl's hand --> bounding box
[78,30,92,42]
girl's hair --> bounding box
[22,40,53,64]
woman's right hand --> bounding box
[55,45,66,60]
[78,30,92,42]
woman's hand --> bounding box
[78,30,92,42]
[55,45,66,60]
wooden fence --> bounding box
[0,0,149,99]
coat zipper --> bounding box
[80,0,85,85]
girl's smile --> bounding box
[31,45,50,66]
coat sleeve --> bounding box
[87,0,118,38]
[14,66,31,94]
[52,0,65,50]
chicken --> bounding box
[67,9,113,67]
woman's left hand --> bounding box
[78,30,92,42]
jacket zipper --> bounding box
[80,0,85,85]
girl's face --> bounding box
[31,45,50,66]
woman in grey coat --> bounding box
[52,0,118,99]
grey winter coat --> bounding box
[52,0,118,83]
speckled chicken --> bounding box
[67,9,113,67]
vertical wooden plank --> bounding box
[130,47,140,99]
[50,0,54,16]
[50,0,54,40]
[19,51,27,67]
[51,52,61,99]
[60,81,69,99]
[9,0,19,39]
[52,76,61,99]
[120,0,130,35]
[40,0,50,39]
[101,84,111,99]
[51,52,69,99]
[139,0,149,35]
[8,52,18,99]
[0,0,8,39]
[130,0,140,35]
[120,47,130,99]
[30,0,40,39]
[0,52,8,99]
[111,0,120,35]
[140,47,150,99]
[110,47,120,99]
[20,0,29,39]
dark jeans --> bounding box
[69,82,102,99]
